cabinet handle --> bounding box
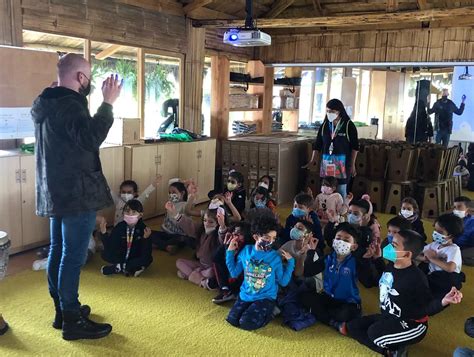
[154,155,158,164]
[15,169,21,183]
[157,155,162,165]
[21,169,26,183]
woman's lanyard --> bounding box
[329,120,343,155]
[124,226,135,266]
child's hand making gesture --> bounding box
[441,287,463,306]
[228,237,240,251]
[165,201,178,218]
[363,240,382,259]
[224,191,233,205]
[280,249,293,262]
[153,174,162,187]
[144,227,152,239]
[217,208,226,230]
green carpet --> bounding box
[0,211,472,356]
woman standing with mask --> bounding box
[304,99,359,198]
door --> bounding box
[0,157,23,251]
[179,141,200,200]
[99,146,125,223]
[130,145,158,219]
[197,139,216,203]
[19,155,50,247]
[156,143,180,215]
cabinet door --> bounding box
[98,146,125,224]
[0,157,23,251]
[178,141,200,190]
[197,140,216,203]
[156,143,180,215]
[19,155,50,247]
[130,145,158,219]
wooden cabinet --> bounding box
[98,146,125,224]
[156,143,180,215]
[179,139,216,203]
[0,154,49,254]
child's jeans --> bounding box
[176,259,214,285]
[226,297,275,331]
[347,314,428,354]
[300,291,361,324]
[427,270,465,299]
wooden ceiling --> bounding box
[172,0,474,33]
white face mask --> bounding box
[453,210,466,219]
[327,112,338,123]
[400,209,414,218]
[209,199,224,210]
[205,226,217,234]
[332,239,352,256]
[121,193,134,202]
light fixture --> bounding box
[459,66,472,80]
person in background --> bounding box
[381,216,412,249]
[428,88,466,147]
[453,159,470,189]
[32,53,122,340]
[405,100,433,144]
[224,170,247,216]
[256,175,275,199]
[452,196,474,266]
[249,186,277,217]
[226,214,295,331]
[100,200,153,277]
[314,176,346,228]
[280,193,323,249]
[303,99,359,198]
[399,197,427,242]
[466,143,474,191]
[420,213,465,299]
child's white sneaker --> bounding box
[133,267,146,277]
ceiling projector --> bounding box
[459,66,472,80]
[223,29,271,47]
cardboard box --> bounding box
[105,118,140,145]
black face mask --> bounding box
[78,73,91,97]
[442,95,448,101]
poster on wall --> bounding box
[0,107,34,139]
[450,66,474,142]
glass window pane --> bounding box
[144,53,181,137]
[90,43,138,119]
[358,70,371,123]
[329,68,343,100]
[298,70,314,124]
[312,68,329,122]
[201,56,211,136]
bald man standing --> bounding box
[31,53,122,340]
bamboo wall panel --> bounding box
[259,27,474,63]
[0,0,22,46]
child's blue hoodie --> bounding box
[323,251,361,304]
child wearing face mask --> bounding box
[452,196,474,266]
[420,213,465,299]
[342,230,463,356]
[314,176,346,227]
[299,223,363,328]
[99,200,153,277]
[381,216,412,249]
[152,180,193,254]
[399,197,427,242]
[281,193,323,249]
[226,215,295,331]
[250,186,277,216]
[212,221,252,304]
[176,209,223,290]
[224,170,247,216]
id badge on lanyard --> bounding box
[124,227,135,268]
[329,121,342,155]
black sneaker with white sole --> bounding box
[212,289,237,304]
[101,264,121,276]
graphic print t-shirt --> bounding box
[379,263,432,320]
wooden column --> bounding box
[137,48,145,138]
[210,55,230,140]
[0,0,22,46]
[184,19,205,133]
[262,66,274,134]
[83,39,91,61]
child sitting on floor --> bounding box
[281,192,323,249]
[452,196,474,266]
[381,216,412,249]
[226,214,295,331]
[249,186,277,216]
[100,199,153,277]
[300,223,362,328]
[176,208,223,290]
[314,176,346,227]
[343,230,463,356]
[421,213,465,299]
[224,170,247,216]
[399,197,427,242]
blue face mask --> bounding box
[432,231,449,245]
[348,214,361,225]
[387,234,393,244]
[292,208,307,218]
[290,227,304,240]
[254,199,267,209]
[382,244,398,262]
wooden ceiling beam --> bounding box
[311,0,324,16]
[386,0,399,12]
[184,0,214,14]
[116,0,184,17]
[187,7,238,20]
[95,44,123,60]
[265,0,296,18]
[194,6,474,28]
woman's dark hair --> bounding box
[258,175,274,193]
[120,180,138,193]
[436,213,464,238]
[326,98,351,122]
[229,170,244,185]
[170,181,188,201]
[124,199,144,213]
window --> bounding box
[329,68,343,100]
[298,70,314,124]
[144,52,181,137]
[357,69,371,123]
[312,68,329,122]
[201,57,212,136]
[90,42,138,119]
